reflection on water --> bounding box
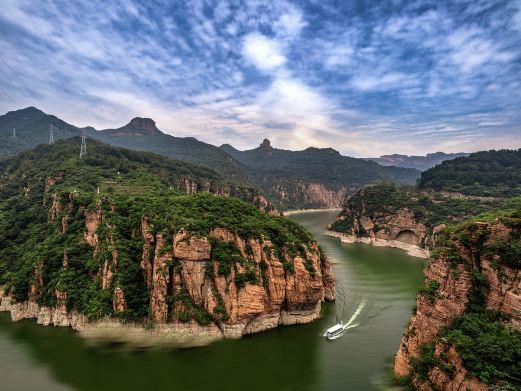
[0,211,425,391]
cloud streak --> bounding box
[0,0,520,157]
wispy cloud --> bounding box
[0,0,520,157]
[242,33,286,71]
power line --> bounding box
[0,55,35,106]
[49,124,54,144]
[12,128,16,138]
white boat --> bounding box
[323,324,346,340]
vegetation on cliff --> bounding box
[0,139,328,326]
[402,204,521,389]
[418,149,521,197]
[329,182,501,236]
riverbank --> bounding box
[0,289,324,348]
[0,210,426,391]
[283,208,342,216]
[326,231,429,259]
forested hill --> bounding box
[0,138,333,332]
[220,139,420,210]
[221,139,419,185]
[0,138,275,213]
[0,106,84,157]
[0,107,249,183]
[418,149,521,197]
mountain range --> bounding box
[221,139,420,209]
[0,106,451,209]
[366,152,469,171]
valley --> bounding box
[0,210,426,391]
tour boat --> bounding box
[324,324,346,340]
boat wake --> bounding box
[342,300,366,329]
[324,300,366,340]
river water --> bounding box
[0,211,425,391]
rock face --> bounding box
[394,220,521,389]
[0,203,334,344]
[270,181,349,209]
[105,117,161,136]
[329,207,433,258]
[220,140,419,211]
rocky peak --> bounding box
[260,138,272,149]
[106,117,161,136]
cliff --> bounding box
[0,140,334,346]
[0,215,334,344]
[329,183,502,257]
[394,215,521,390]
[267,178,349,210]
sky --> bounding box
[0,0,520,157]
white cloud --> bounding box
[274,6,306,37]
[242,33,286,71]
[324,44,354,68]
[350,72,417,92]
[438,28,515,74]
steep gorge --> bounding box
[221,139,419,210]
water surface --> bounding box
[0,211,425,391]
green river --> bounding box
[0,211,425,391]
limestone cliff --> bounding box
[394,218,521,390]
[268,180,349,210]
[328,207,432,258]
[0,187,334,346]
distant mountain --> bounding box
[418,149,521,197]
[366,152,469,171]
[221,139,420,210]
[0,107,249,183]
[1,107,420,211]
[0,106,83,157]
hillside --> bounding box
[328,183,502,257]
[0,107,249,183]
[418,149,521,197]
[327,149,521,388]
[394,204,521,390]
[221,139,420,210]
[366,152,468,171]
[0,106,82,157]
[0,139,334,344]
[329,149,521,255]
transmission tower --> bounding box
[79,130,87,158]
[49,124,54,144]
[12,128,16,138]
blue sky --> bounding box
[0,0,520,157]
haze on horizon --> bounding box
[1,0,521,157]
